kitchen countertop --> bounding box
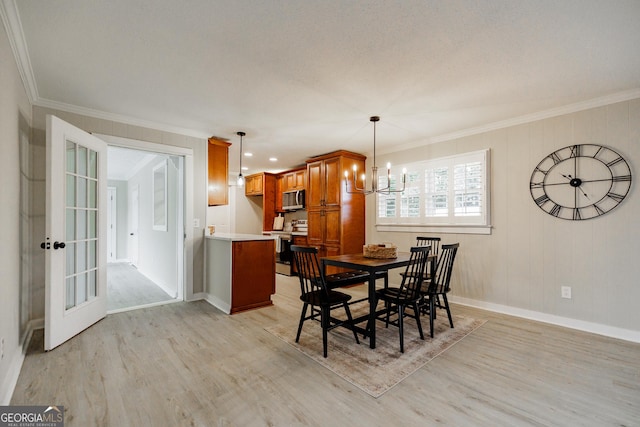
[206,233,276,241]
[263,230,308,236]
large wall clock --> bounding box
[530,144,632,220]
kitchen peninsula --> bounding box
[205,233,276,314]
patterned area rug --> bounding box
[265,309,486,398]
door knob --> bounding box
[53,241,66,250]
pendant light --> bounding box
[344,116,406,195]
[236,131,245,187]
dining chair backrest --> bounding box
[396,245,431,300]
[416,236,441,256]
[291,245,327,298]
[426,243,459,294]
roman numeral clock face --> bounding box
[530,144,632,220]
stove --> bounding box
[266,231,294,275]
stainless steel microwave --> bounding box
[282,189,305,211]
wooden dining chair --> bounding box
[373,245,431,353]
[400,236,441,281]
[416,236,441,255]
[291,245,360,358]
[420,243,459,338]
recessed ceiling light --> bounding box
[241,166,248,171]
[244,152,253,157]
[269,157,278,162]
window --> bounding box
[152,160,167,231]
[377,149,490,234]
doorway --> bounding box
[104,141,188,312]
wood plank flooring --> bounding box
[11,274,640,426]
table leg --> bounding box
[368,273,377,349]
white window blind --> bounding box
[376,149,490,233]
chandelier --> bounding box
[344,116,406,195]
[236,131,245,187]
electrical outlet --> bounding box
[1,337,4,360]
[193,218,200,228]
[561,286,572,299]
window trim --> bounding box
[375,149,491,234]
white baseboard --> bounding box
[0,318,43,405]
[107,298,181,315]
[187,292,207,302]
[0,345,24,405]
[450,296,640,343]
[203,294,231,315]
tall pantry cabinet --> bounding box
[306,150,366,270]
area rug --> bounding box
[265,310,486,398]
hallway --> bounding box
[107,263,174,311]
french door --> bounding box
[44,115,107,350]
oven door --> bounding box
[275,234,293,275]
[278,235,292,264]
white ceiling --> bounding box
[5,0,640,174]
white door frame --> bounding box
[128,184,139,267]
[96,134,194,301]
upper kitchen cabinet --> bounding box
[208,136,232,206]
[306,150,366,263]
[245,172,276,197]
[282,167,307,192]
[245,172,278,231]
[276,166,306,212]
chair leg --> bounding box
[343,302,360,344]
[321,306,329,358]
[429,297,435,338]
[296,303,308,343]
[412,302,424,340]
[398,304,405,353]
[384,301,391,328]
[443,294,454,328]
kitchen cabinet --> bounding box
[245,172,264,196]
[291,234,308,275]
[245,172,278,231]
[306,150,366,272]
[205,234,275,314]
[208,136,231,206]
[282,167,306,192]
[277,167,306,212]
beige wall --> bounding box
[367,99,640,336]
[0,17,32,403]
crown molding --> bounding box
[35,97,211,139]
[1,0,38,103]
[381,88,640,155]
[430,88,640,144]
[1,0,209,139]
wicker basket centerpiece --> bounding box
[363,243,398,259]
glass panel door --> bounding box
[65,141,99,309]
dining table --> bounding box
[321,252,436,349]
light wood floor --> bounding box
[107,262,174,311]
[12,274,640,426]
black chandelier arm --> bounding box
[344,115,407,195]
